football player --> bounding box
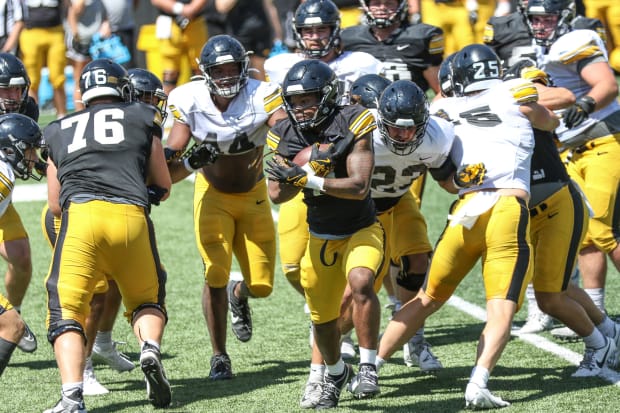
[526,0,620,337]
[0,53,40,355]
[0,113,42,379]
[266,59,383,408]
[43,59,172,411]
[165,35,286,381]
[377,44,559,409]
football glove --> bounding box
[184,141,219,170]
[308,142,337,177]
[454,163,486,188]
[147,185,168,206]
[563,96,596,129]
[265,158,308,188]
[503,59,550,86]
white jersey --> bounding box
[539,29,620,143]
[264,50,384,103]
[430,78,537,195]
[0,160,15,218]
[168,78,282,155]
[371,115,455,199]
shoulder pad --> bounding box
[551,30,605,65]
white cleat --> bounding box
[299,379,323,409]
[403,340,443,373]
[83,359,109,396]
[550,326,581,342]
[465,383,510,410]
[92,341,135,372]
[516,313,554,334]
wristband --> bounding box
[494,1,511,16]
[172,1,184,15]
[466,0,478,12]
[305,174,325,192]
[183,157,197,172]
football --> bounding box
[293,143,332,166]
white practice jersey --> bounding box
[371,115,455,199]
[0,160,15,218]
[168,78,282,155]
[264,51,384,104]
[430,78,537,195]
[539,29,620,143]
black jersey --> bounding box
[44,102,162,209]
[22,96,39,122]
[530,130,570,186]
[270,105,377,236]
[341,23,443,92]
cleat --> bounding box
[465,383,510,409]
[227,280,252,342]
[340,335,356,360]
[43,389,87,413]
[348,363,380,399]
[403,340,443,373]
[17,320,37,353]
[209,353,233,380]
[140,342,171,408]
[299,379,323,409]
[551,326,581,342]
[91,341,135,372]
[516,313,554,334]
[315,364,353,409]
[83,359,109,396]
[572,337,617,377]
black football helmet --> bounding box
[350,74,392,109]
[526,0,574,47]
[0,113,42,180]
[0,53,30,114]
[359,0,409,28]
[451,44,502,97]
[198,35,250,98]
[377,80,429,156]
[282,60,340,130]
[438,52,457,97]
[128,68,168,122]
[293,0,341,58]
[79,59,131,106]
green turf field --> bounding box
[1,172,619,412]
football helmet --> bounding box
[359,0,409,28]
[350,74,392,109]
[128,68,168,122]
[377,80,429,156]
[451,44,502,97]
[79,59,131,106]
[281,60,340,130]
[438,52,457,97]
[0,113,42,180]
[0,53,30,114]
[293,0,341,58]
[198,35,250,98]
[526,0,574,47]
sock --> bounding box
[410,327,425,345]
[326,359,345,377]
[583,328,606,350]
[0,336,17,378]
[596,315,616,338]
[375,356,386,371]
[526,284,541,317]
[359,347,377,365]
[469,366,489,388]
[141,339,160,352]
[94,331,113,350]
[309,363,325,382]
[238,281,253,299]
[584,288,605,312]
[62,382,83,397]
[341,330,352,340]
[13,306,21,313]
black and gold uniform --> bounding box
[44,101,167,333]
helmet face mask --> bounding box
[359,0,408,29]
[377,80,429,156]
[293,0,341,58]
[349,74,392,109]
[199,35,250,98]
[282,60,340,131]
[0,113,42,180]
[526,0,574,47]
[79,59,132,106]
[0,53,30,115]
[128,68,168,122]
[438,53,457,98]
[451,44,502,97]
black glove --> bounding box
[174,15,190,30]
[503,58,550,86]
[34,159,47,177]
[265,158,308,188]
[72,36,90,56]
[185,141,219,169]
[454,163,486,188]
[147,185,168,206]
[308,143,337,177]
[563,96,596,129]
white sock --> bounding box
[583,328,606,350]
[309,363,325,382]
[358,347,377,365]
[411,328,425,345]
[62,382,83,395]
[584,288,605,312]
[526,284,540,317]
[141,339,160,352]
[469,366,489,388]
[375,356,386,371]
[326,359,345,377]
[94,331,113,349]
[596,315,616,338]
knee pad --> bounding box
[131,303,168,325]
[47,320,86,345]
[395,258,427,292]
